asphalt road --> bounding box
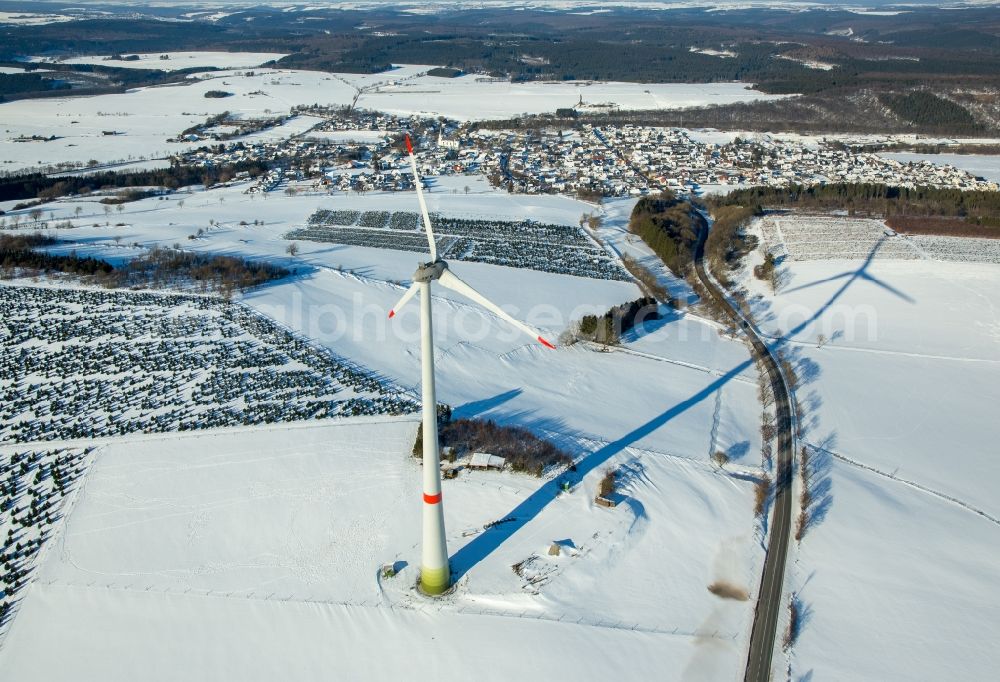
[692,212,794,682]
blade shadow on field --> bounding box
[453,388,524,419]
[449,356,755,581]
[780,237,915,305]
[450,234,910,580]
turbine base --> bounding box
[419,565,451,596]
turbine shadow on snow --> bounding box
[452,236,892,579]
[779,237,915,305]
[449,358,755,581]
[453,388,524,419]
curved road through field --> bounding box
[692,212,794,682]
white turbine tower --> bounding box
[389,135,555,595]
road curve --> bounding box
[692,211,794,682]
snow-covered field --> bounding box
[737,216,1000,680]
[880,152,1000,183]
[0,179,771,679]
[0,62,783,172]
[358,76,785,120]
[29,52,287,72]
[0,420,760,681]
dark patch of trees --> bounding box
[881,92,981,134]
[0,160,268,203]
[0,73,70,99]
[426,67,462,78]
[629,192,698,276]
[716,183,1000,229]
[578,297,660,345]
[704,204,761,278]
[99,189,161,205]
[0,233,113,277]
[204,90,233,98]
[437,418,572,477]
[0,235,288,294]
[114,247,289,295]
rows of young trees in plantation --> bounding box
[0,161,268,203]
[714,183,1000,229]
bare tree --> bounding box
[74,206,83,219]
[816,333,827,348]
[286,242,299,257]
[711,450,730,469]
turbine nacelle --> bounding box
[413,259,448,283]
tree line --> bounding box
[713,183,1000,229]
[577,297,660,345]
[628,192,699,277]
[1,235,288,295]
[0,233,113,277]
[0,161,268,203]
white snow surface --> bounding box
[1,182,768,679]
[736,216,1000,680]
[1,419,761,681]
[28,52,287,71]
[879,152,1000,183]
[0,63,783,172]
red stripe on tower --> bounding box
[423,492,442,505]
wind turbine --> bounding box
[389,134,556,595]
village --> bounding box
[174,108,1000,199]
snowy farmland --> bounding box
[0,171,777,678]
[29,52,288,72]
[0,60,783,172]
[880,151,1000,183]
[0,420,762,681]
[736,217,1000,680]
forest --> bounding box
[880,92,982,135]
[711,183,1000,231]
[0,234,289,294]
[0,233,113,277]
[0,161,269,203]
[628,193,699,277]
[0,73,69,99]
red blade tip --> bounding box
[538,336,556,349]
[388,310,396,319]
[404,134,413,154]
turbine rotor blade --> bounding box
[405,134,437,261]
[438,269,555,349]
[388,281,419,319]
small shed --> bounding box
[469,452,506,471]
